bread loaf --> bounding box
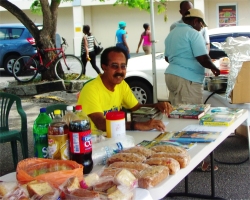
[107,153,146,165]
[107,188,133,200]
[27,181,54,197]
[121,146,155,158]
[145,157,180,174]
[150,145,187,154]
[101,167,139,179]
[109,162,149,171]
[63,176,80,192]
[69,188,99,198]
[151,152,190,168]
[138,166,169,189]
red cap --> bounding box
[75,105,82,111]
[106,111,125,120]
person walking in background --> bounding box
[170,1,210,52]
[81,25,101,76]
[136,23,152,55]
[116,21,130,59]
[165,8,220,172]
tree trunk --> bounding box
[0,0,64,81]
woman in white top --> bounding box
[81,25,101,75]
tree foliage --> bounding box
[100,0,169,21]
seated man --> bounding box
[77,46,173,132]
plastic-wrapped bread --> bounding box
[114,168,137,188]
[138,166,169,189]
[121,146,155,158]
[106,153,146,165]
[150,145,187,154]
[109,162,149,171]
[101,167,139,178]
[150,152,190,168]
[145,157,180,174]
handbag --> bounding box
[94,37,103,55]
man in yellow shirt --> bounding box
[77,46,173,132]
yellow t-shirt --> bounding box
[77,75,138,131]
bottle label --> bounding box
[33,133,48,158]
[48,134,69,160]
[69,130,92,154]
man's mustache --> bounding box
[114,73,125,77]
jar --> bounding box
[106,111,126,138]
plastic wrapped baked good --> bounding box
[150,152,190,168]
[121,146,155,158]
[109,162,149,171]
[0,181,18,197]
[114,168,137,188]
[93,176,116,193]
[145,157,180,174]
[138,166,169,189]
[150,145,187,154]
[101,167,139,179]
[106,153,146,165]
[66,188,99,199]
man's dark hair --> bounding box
[180,1,190,9]
[100,46,128,67]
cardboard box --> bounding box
[230,61,250,104]
[235,124,249,139]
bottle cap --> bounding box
[75,105,82,111]
[54,110,61,115]
[40,108,46,113]
[106,111,125,120]
[66,106,74,111]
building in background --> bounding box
[0,0,249,56]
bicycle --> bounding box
[12,37,83,83]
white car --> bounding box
[125,53,169,104]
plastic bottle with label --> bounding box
[69,105,93,174]
[48,109,69,160]
[62,106,78,126]
[92,135,135,165]
[106,111,126,138]
[33,108,52,158]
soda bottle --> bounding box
[53,109,63,123]
[62,106,78,126]
[69,105,93,174]
[33,108,52,158]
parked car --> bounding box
[126,26,250,104]
[209,26,250,59]
[0,23,37,75]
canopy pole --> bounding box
[150,0,158,103]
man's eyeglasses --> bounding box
[109,63,127,70]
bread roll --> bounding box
[150,152,190,168]
[145,157,180,174]
[138,166,169,189]
[150,145,187,154]
[109,162,149,171]
[121,146,155,158]
[107,153,146,165]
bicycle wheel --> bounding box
[55,55,83,81]
[12,55,39,83]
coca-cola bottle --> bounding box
[69,105,93,174]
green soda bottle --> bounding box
[33,108,52,158]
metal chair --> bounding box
[45,103,68,119]
[0,92,28,169]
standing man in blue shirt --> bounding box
[164,8,220,106]
[170,1,210,52]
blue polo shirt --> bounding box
[164,23,207,84]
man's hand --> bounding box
[211,68,220,76]
[135,119,166,132]
[155,102,173,116]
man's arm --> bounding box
[196,54,220,76]
[88,111,166,132]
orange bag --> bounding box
[16,158,83,188]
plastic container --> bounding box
[92,135,135,165]
[62,106,78,126]
[106,111,126,138]
[33,108,52,158]
[52,109,63,123]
